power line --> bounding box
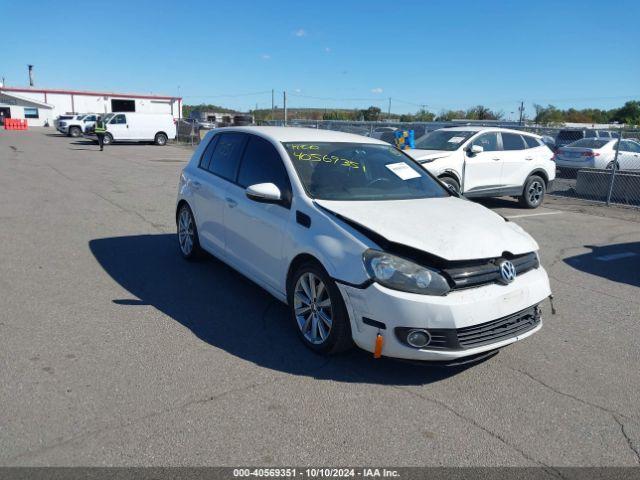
[181,90,272,99]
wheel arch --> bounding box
[286,253,325,296]
[175,199,191,224]
[526,168,549,185]
[438,169,461,184]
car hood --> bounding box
[405,149,454,162]
[315,197,537,261]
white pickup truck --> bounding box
[57,114,100,137]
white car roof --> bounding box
[211,126,389,144]
[436,126,540,137]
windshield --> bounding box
[103,113,114,122]
[567,139,610,149]
[283,142,449,201]
[414,130,475,151]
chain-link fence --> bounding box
[539,128,640,208]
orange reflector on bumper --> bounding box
[374,333,384,358]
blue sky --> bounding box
[1,0,639,117]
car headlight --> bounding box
[363,250,450,295]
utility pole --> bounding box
[271,89,274,121]
[518,101,525,126]
[388,97,392,120]
[283,91,287,126]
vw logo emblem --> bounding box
[499,260,517,284]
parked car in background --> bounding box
[405,127,556,208]
[370,126,398,139]
[540,135,556,150]
[554,129,616,149]
[554,138,640,172]
[175,126,551,364]
[53,114,75,129]
[85,113,176,146]
[56,114,87,135]
[58,113,100,137]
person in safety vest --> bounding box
[94,116,107,151]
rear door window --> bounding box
[207,133,248,182]
[619,141,640,152]
[501,132,527,151]
[198,134,221,171]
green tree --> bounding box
[359,106,382,121]
[612,101,640,126]
[465,105,503,120]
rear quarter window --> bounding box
[524,136,542,148]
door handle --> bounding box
[191,180,201,189]
[525,157,533,161]
[226,197,238,208]
[492,158,501,161]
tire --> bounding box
[176,203,203,260]
[606,161,619,171]
[69,126,82,138]
[519,175,546,209]
[154,132,168,146]
[103,133,113,145]
[439,176,460,194]
[287,261,353,355]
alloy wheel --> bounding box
[528,180,544,205]
[294,272,333,344]
[178,208,194,256]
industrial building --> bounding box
[0,86,182,127]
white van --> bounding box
[95,113,176,146]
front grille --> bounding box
[443,252,539,290]
[456,306,541,348]
[394,305,541,351]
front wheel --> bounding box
[439,176,460,194]
[69,126,82,138]
[288,262,353,355]
[519,175,546,209]
[154,133,168,146]
[103,132,113,145]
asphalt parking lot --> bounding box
[1,129,639,468]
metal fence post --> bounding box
[605,127,623,206]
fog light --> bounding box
[406,329,431,348]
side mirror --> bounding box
[468,144,484,155]
[246,183,282,204]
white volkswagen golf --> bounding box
[176,127,552,364]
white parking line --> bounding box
[506,211,563,219]
[595,252,638,261]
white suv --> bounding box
[175,127,551,365]
[57,114,100,137]
[405,127,556,208]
